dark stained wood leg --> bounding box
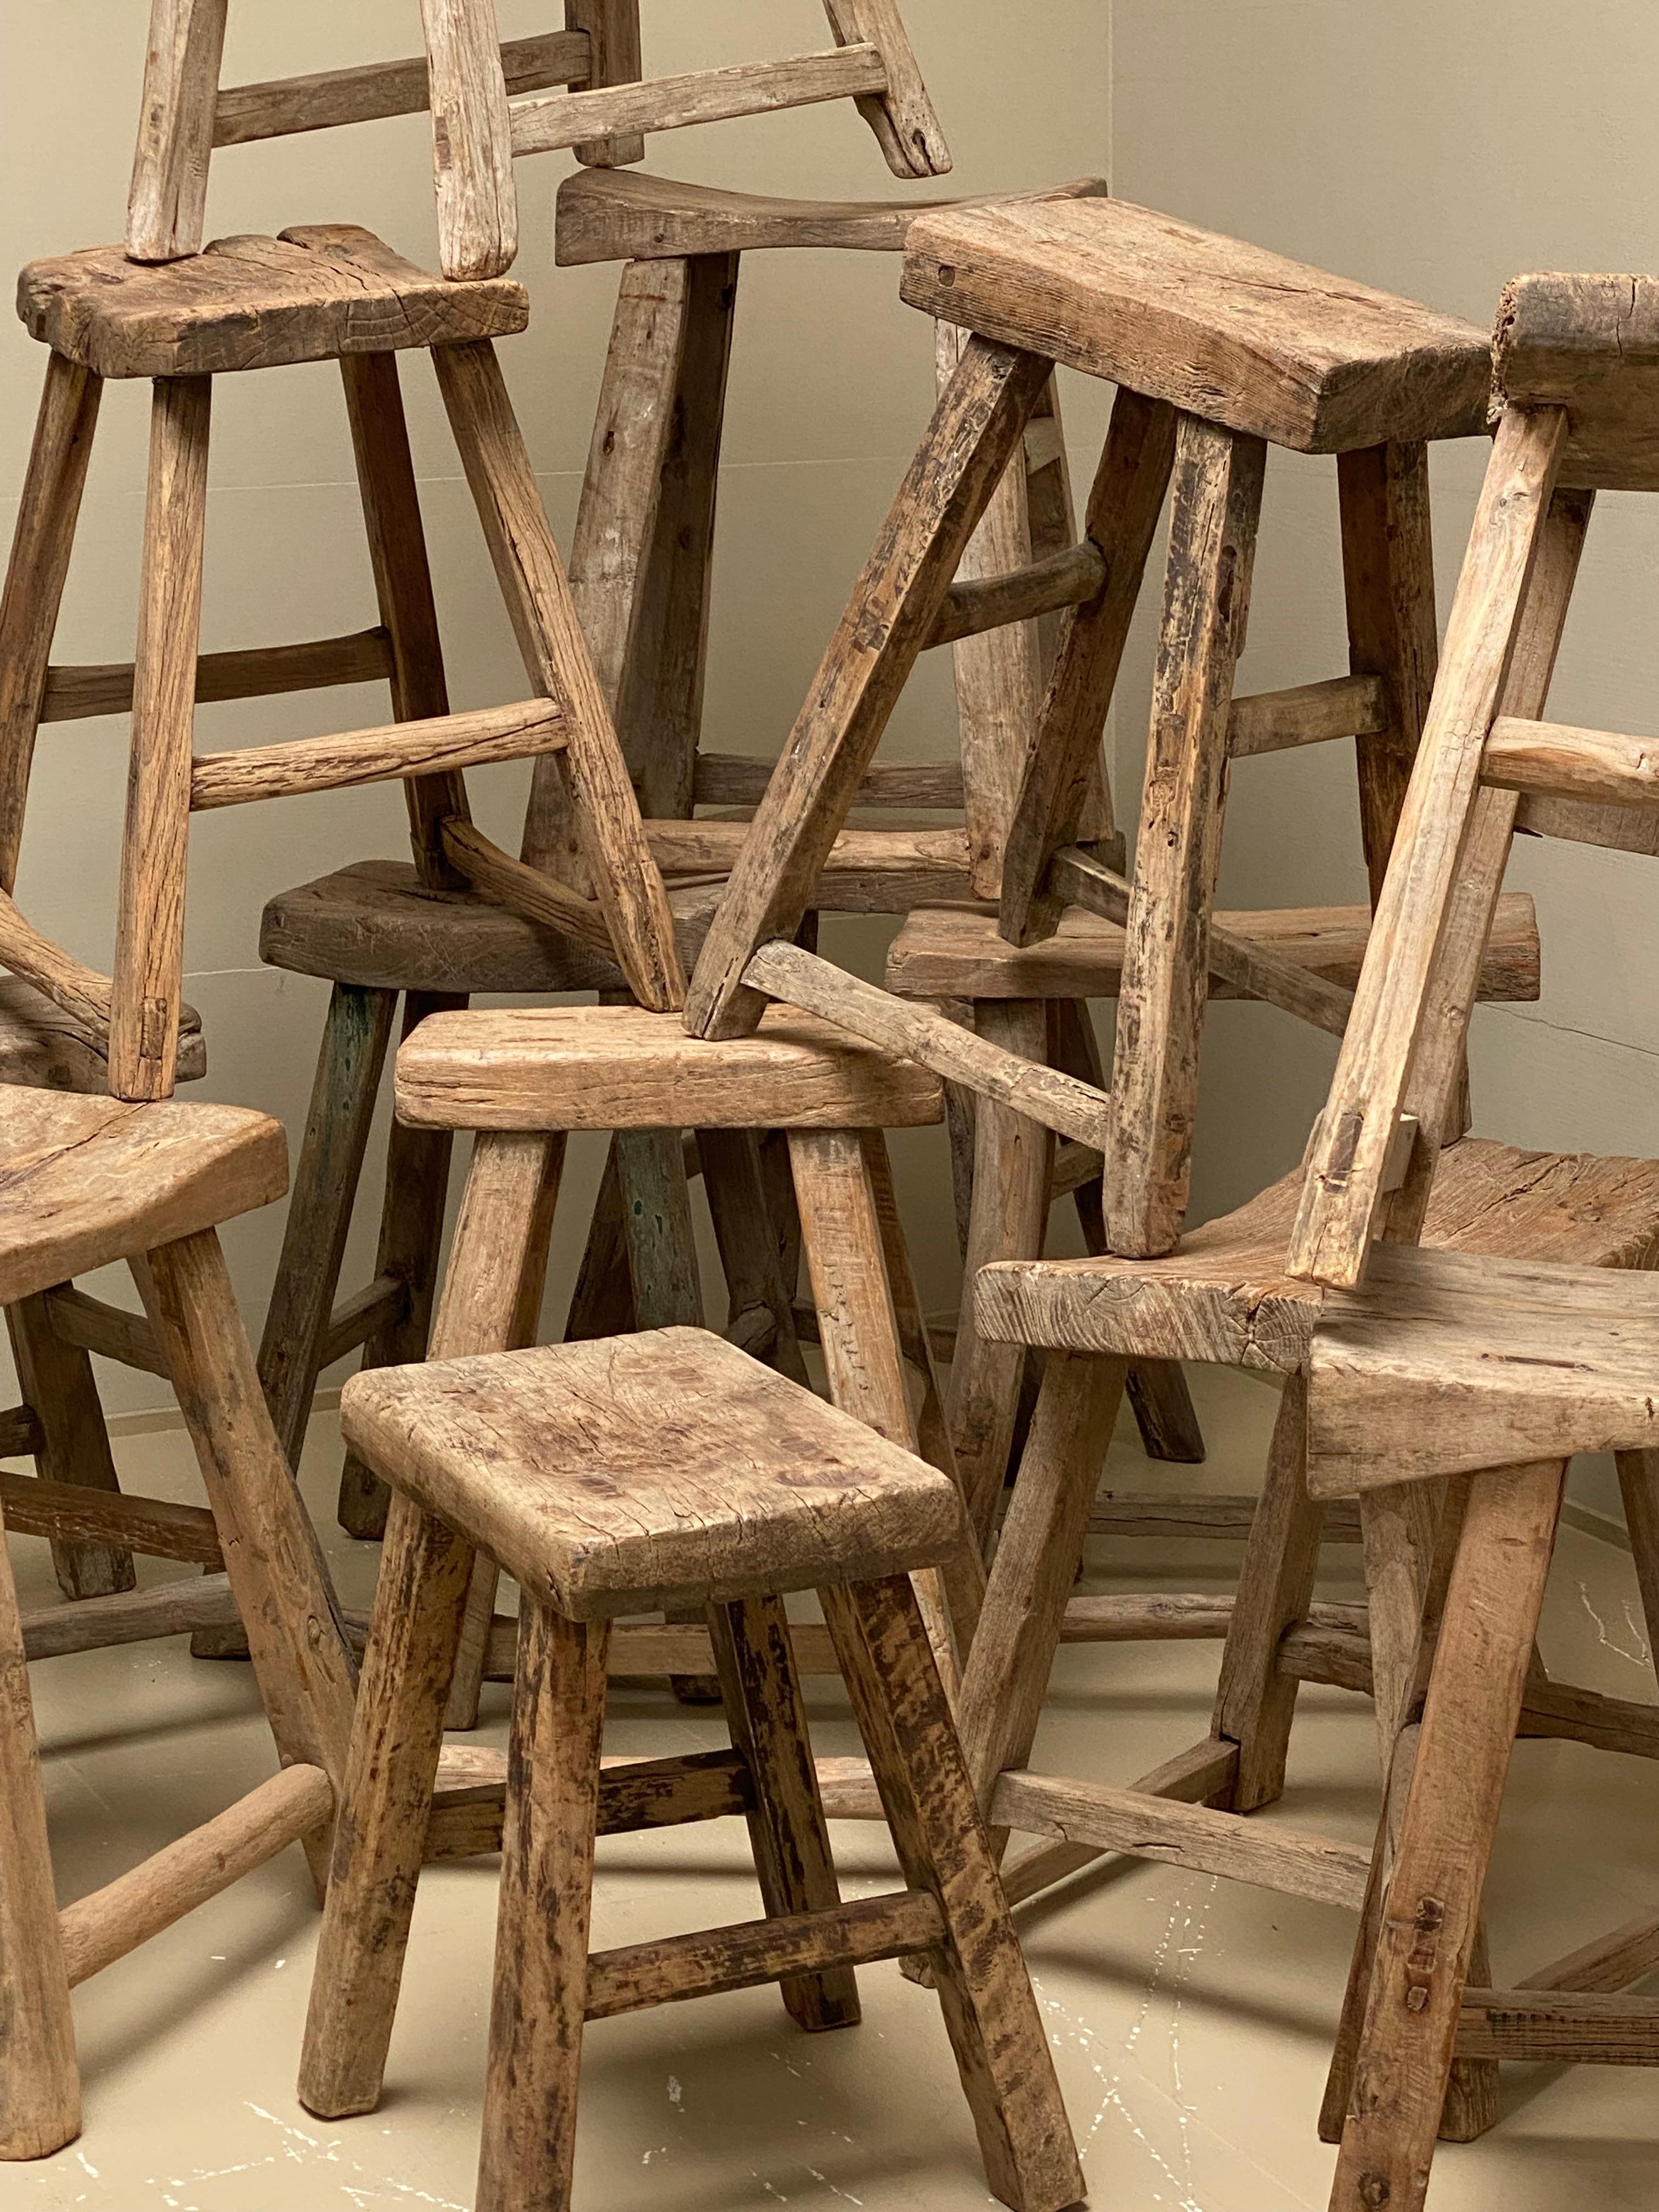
[7,1294,133,1599]
[700,1127,808,1381]
[565,1138,638,1342]
[474,1602,607,2212]
[709,1594,860,2030]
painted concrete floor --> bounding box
[10,1369,1659,2212]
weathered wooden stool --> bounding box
[2,220,679,1113]
[385,997,984,1737]
[125,0,950,281]
[297,1326,1082,2212]
[0,1086,357,2159]
[678,195,1494,1517]
[1285,273,1659,2207]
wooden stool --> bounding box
[124,1,950,281]
[385,998,984,1740]
[0,220,680,1111]
[0,1086,358,2159]
[298,1325,1082,2212]
[677,204,1493,1488]
[1285,274,1659,2206]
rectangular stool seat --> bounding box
[394,1002,944,1129]
[18,225,528,379]
[900,195,1492,452]
[339,1328,965,1617]
[974,1137,1659,1374]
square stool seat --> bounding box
[340,1327,966,1618]
[900,194,1493,452]
[17,225,528,380]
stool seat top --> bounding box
[340,1328,964,1617]
[0,1091,286,1310]
[393,1001,944,1131]
[901,196,1492,453]
[18,225,528,381]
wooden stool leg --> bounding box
[701,1128,808,1382]
[7,1294,133,1599]
[947,999,1053,1544]
[1328,1458,1566,2211]
[1102,418,1267,1257]
[0,354,103,888]
[110,372,211,1102]
[444,1132,567,1730]
[0,1504,80,2159]
[337,991,464,1541]
[298,1491,476,2119]
[258,982,397,1472]
[823,1572,1085,2212]
[1211,1375,1324,1810]
[565,1137,639,1341]
[1615,1448,1659,1663]
[709,1593,860,2031]
[475,1603,607,2212]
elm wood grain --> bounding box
[582,1891,941,2020]
[22,231,529,383]
[821,0,951,178]
[997,388,1178,944]
[256,986,395,1473]
[999,1740,1238,1910]
[741,939,1110,1151]
[438,819,628,962]
[509,46,890,161]
[563,0,645,165]
[653,817,973,902]
[707,1595,860,2029]
[1086,1493,1348,1543]
[929,538,1107,653]
[1339,443,1438,905]
[475,1614,843,1683]
[1454,1991,1659,2064]
[693,751,967,810]
[432,339,683,1011]
[1103,418,1267,1258]
[190,706,566,811]
[0,979,205,1093]
[337,349,465,887]
[213,30,590,146]
[0,1471,219,1567]
[419,0,518,279]
[0,892,117,1054]
[340,1329,965,1620]
[554,172,1112,268]
[1328,1459,1566,2209]
[0,1513,78,2159]
[474,1602,605,2212]
[1227,671,1390,759]
[58,1762,332,1989]
[5,1297,133,1600]
[0,1093,286,1311]
[701,1128,808,1386]
[686,338,1053,1040]
[1493,271,1659,492]
[111,372,210,1101]
[42,628,392,724]
[337,992,465,1541]
[938,322,1042,898]
[18,1571,239,1662]
[260,859,619,996]
[1515,1912,1659,1999]
[885,893,1541,1004]
[821,1572,1085,2212]
[126,0,228,261]
[301,1492,476,2121]
[1290,404,1571,1290]
[1483,714,1659,808]
[0,356,102,888]
[901,196,1492,454]
[394,1000,944,1132]
[974,1138,1659,1374]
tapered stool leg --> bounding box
[7,1294,133,1599]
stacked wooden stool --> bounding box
[1286,274,1659,2207]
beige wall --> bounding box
[0,3,1109,1414]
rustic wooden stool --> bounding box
[125,1,949,281]
[298,1325,1082,2212]
[385,997,984,1740]
[1285,273,1659,2207]
[1,220,680,1111]
[0,1086,358,2160]
[673,196,1493,1531]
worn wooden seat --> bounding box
[341,1329,962,1617]
[18,227,527,381]
[302,1325,1080,2212]
[900,196,1492,453]
[554,167,1110,266]
[0,977,203,1091]
[394,1002,944,1132]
